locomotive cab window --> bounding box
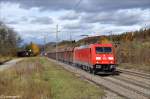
[96,47,112,53]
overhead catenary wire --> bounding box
[60,0,83,41]
[72,0,82,11]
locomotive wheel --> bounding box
[90,68,95,74]
[92,69,96,75]
[87,67,90,73]
[89,68,93,73]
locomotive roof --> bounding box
[57,47,75,52]
[75,43,113,49]
[92,43,113,47]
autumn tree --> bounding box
[98,36,111,44]
[26,42,40,56]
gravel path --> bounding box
[0,58,23,71]
[115,74,150,89]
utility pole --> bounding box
[56,24,58,61]
[108,31,113,43]
[144,24,147,30]
[43,34,47,53]
[70,32,72,41]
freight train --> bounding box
[17,50,33,57]
[47,43,116,74]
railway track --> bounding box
[112,75,150,90]
[48,58,150,99]
[117,68,150,80]
[103,76,150,98]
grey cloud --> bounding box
[21,16,28,22]
[1,0,150,12]
[5,20,18,24]
[63,22,93,31]
[115,15,141,26]
[81,9,144,26]
[59,11,79,20]
[31,17,53,24]
[77,0,150,12]
[0,0,74,10]
[20,31,55,44]
[3,16,28,25]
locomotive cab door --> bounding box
[88,48,92,68]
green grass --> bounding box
[0,57,104,99]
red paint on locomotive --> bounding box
[74,44,116,73]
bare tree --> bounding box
[0,21,22,56]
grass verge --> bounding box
[0,57,104,99]
[118,63,150,73]
[0,56,12,64]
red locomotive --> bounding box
[74,44,116,74]
[47,43,116,74]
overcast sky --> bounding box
[0,0,150,44]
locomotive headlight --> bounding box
[108,57,114,60]
[96,57,101,60]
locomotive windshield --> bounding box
[96,47,112,53]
